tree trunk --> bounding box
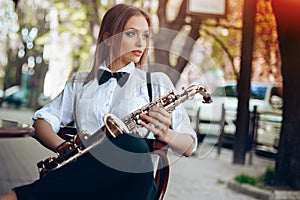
[233,0,257,165]
[4,48,24,90]
[272,0,300,190]
[27,61,48,109]
[151,0,201,85]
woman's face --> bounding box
[118,15,149,67]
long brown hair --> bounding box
[88,4,151,81]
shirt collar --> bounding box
[99,62,135,74]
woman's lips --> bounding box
[132,50,143,56]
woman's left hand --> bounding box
[140,107,171,141]
[140,107,195,157]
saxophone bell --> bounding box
[103,113,130,138]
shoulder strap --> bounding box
[146,72,152,102]
[145,72,153,138]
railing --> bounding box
[188,104,281,160]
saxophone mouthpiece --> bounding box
[203,94,213,104]
[194,85,213,104]
[182,85,213,104]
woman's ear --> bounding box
[103,32,110,46]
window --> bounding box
[250,85,267,100]
[212,85,237,97]
[212,83,270,100]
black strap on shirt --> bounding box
[145,72,152,138]
[146,72,152,102]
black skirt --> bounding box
[14,134,157,200]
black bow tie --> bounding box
[98,69,130,87]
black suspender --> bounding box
[146,72,172,133]
[146,72,152,102]
[145,72,152,138]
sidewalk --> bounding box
[164,146,274,200]
[0,107,293,199]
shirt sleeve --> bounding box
[32,75,77,133]
[150,72,198,152]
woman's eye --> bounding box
[143,33,149,39]
[125,31,136,37]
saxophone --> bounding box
[37,84,212,178]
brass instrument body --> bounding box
[37,85,212,178]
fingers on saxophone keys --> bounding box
[149,108,171,127]
[140,114,157,131]
[141,110,170,130]
[140,120,156,134]
[140,113,154,126]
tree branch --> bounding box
[157,0,168,28]
[204,29,239,79]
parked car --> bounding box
[0,89,3,103]
[0,85,25,108]
[183,81,283,154]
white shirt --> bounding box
[33,62,198,151]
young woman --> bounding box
[0,3,197,200]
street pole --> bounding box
[233,0,257,165]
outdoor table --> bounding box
[0,119,35,138]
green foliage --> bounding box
[260,167,275,185]
[235,167,275,189]
[1,0,282,94]
[235,174,257,185]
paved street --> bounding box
[0,107,275,199]
[165,148,274,200]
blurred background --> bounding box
[0,0,283,160]
[0,0,281,109]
